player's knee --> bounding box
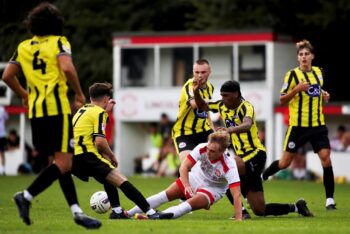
[278,160,290,169]
[108,169,127,186]
[55,162,71,174]
[320,157,332,167]
[252,208,265,216]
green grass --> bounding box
[0,175,349,234]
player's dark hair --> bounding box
[89,83,113,99]
[25,2,64,36]
[220,80,242,98]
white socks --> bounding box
[70,204,83,216]
[162,201,192,219]
[326,198,335,206]
[23,190,33,202]
[146,209,156,216]
[128,191,169,216]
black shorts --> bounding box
[72,152,114,184]
[284,126,330,153]
[0,137,7,151]
[240,150,266,197]
[31,114,74,156]
[174,130,213,153]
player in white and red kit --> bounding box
[127,130,242,220]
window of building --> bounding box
[199,46,233,87]
[238,45,266,82]
[121,49,154,87]
[160,47,193,87]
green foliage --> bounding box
[187,0,275,30]
[0,176,350,234]
[1,0,350,99]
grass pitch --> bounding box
[0,175,349,234]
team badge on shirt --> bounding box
[69,138,74,148]
[288,141,296,149]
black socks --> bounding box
[264,203,295,216]
[104,183,120,208]
[323,166,335,198]
[120,181,150,213]
[59,172,79,206]
[262,160,280,180]
[27,164,61,197]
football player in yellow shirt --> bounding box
[2,2,100,228]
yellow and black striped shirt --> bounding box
[72,104,108,156]
[172,78,214,138]
[10,35,72,119]
[281,66,325,127]
[208,99,265,160]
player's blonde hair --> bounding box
[208,129,231,151]
[296,39,314,54]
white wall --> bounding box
[116,122,150,175]
[307,151,350,182]
[159,49,173,87]
[273,43,296,102]
[201,46,232,84]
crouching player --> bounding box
[71,82,172,220]
[128,130,243,220]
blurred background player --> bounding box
[262,39,336,210]
[330,125,347,152]
[133,122,162,175]
[2,2,101,228]
[0,106,8,175]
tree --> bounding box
[1,0,350,100]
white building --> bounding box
[112,31,296,175]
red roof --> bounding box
[113,32,287,46]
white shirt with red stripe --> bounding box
[187,143,240,190]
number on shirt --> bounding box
[73,109,86,127]
[32,51,47,74]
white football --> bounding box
[90,191,111,214]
